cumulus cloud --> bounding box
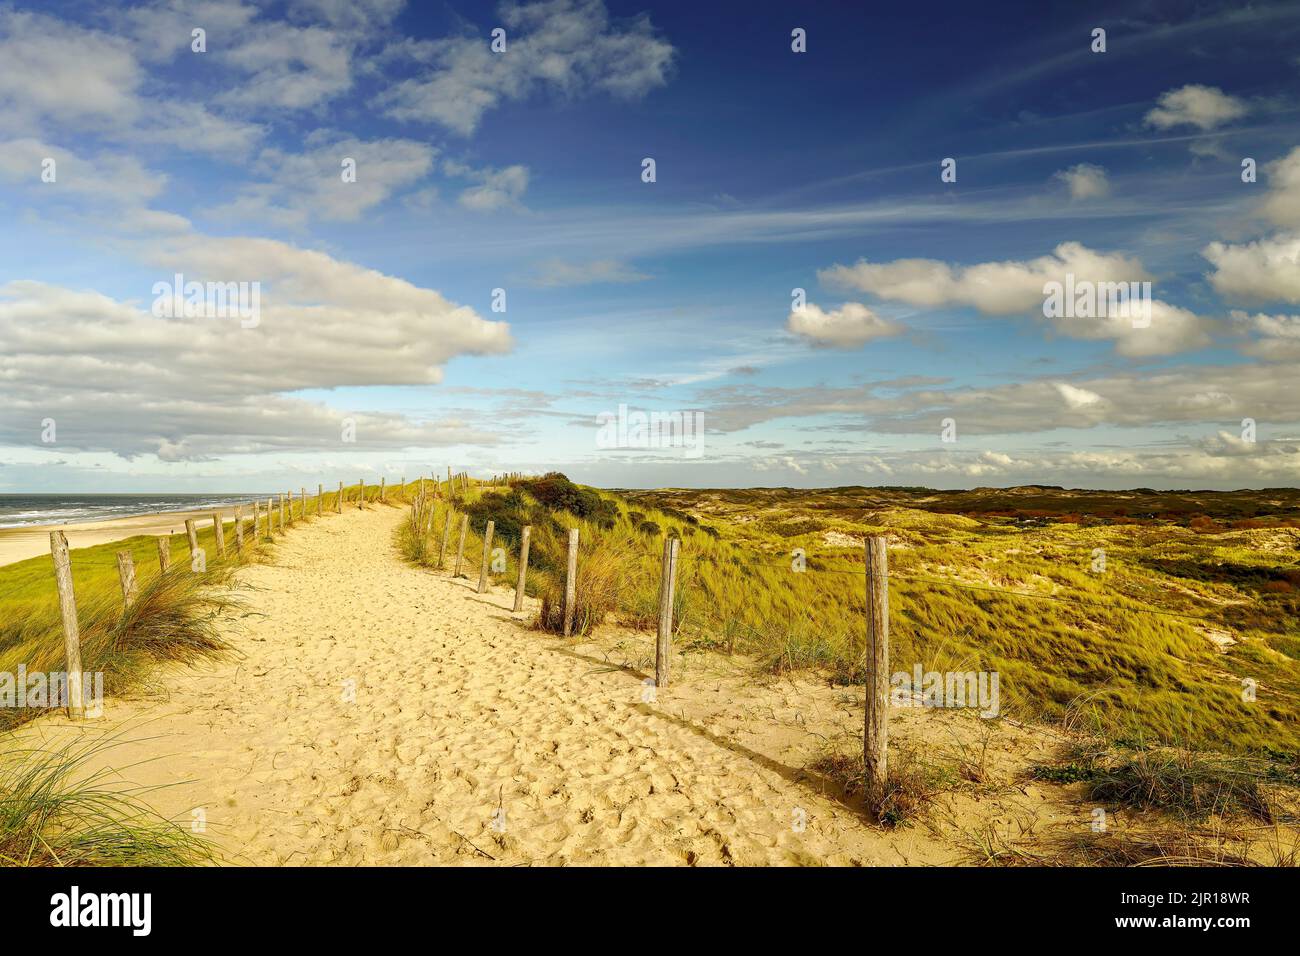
[378,0,674,134]
[820,242,1211,356]
[786,302,903,349]
[0,238,513,459]
[1054,163,1109,200]
[1231,309,1300,359]
[1261,146,1300,228]
[1204,233,1300,304]
[1144,84,1248,130]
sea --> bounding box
[0,494,270,529]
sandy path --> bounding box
[19,505,1070,865]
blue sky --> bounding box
[1,0,1299,492]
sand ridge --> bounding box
[19,505,1077,866]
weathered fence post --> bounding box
[211,513,225,556]
[380,477,386,502]
[864,535,890,791]
[49,531,85,719]
[358,479,366,509]
[300,487,307,520]
[513,525,531,612]
[279,493,287,528]
[184,518,199,557]
[439,509,453,569]
[656,536,680,689]
[453,514,468,577]
[477,520,495,593]
[157,535,171,572]
[318,483,323,516]
[337,481,344,514]
[116,550,138,607]
[234,505,244,552]
[563,528,579,637]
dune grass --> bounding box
[395,475,1300,756]
[0,732,216,866]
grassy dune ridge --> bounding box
[404,476,1300,755]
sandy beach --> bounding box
[14,503,1088,866]
[0,505,255,568]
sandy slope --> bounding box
[19,505,1083,866]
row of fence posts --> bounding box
[46,474,429,720]
[47,472,891,787]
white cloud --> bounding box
[0,8,265,161]
[1204,233,1300,304]
[453,163,530,212]
[1231,309,1300,359]
[1144,84,1247,130]
[1053,163,1109,200]
[0,237,513,459]
[0,10,141,127]
[218,22,356,111]
[207,136,437,226]
[786,302,903,349]
[377,0,674,134]
[820,242,1211,356]
[1055,383,1105,410]
[1261,146,1300,228]
[531,258,650,287]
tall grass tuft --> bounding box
[0,540,241,734]
[0,733,215,866]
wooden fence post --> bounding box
[453,514,468,577]
[49,531,85,719]
[234,505,244,552]
[438,509,453,569]
[211,513,225,556]
[116,550,138,607]
[864,535,890,791]
[157,534,171,572]
[359,479,366,509]
[513,525,531,612]
[656,536,680,689]
[279,493,287,528]
[300,487,306,520]
[477,520,495,593]
[563,528,579,637]
[337,481,343,514]
[380,477,386,502]
[267,499,275,536]
[318,483,323,516]
[184,518,199,557]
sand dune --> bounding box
[18,505,1081,866]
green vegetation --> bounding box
[0,733,216,866]
[0,519,254,734]
[401,477,1300,755]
